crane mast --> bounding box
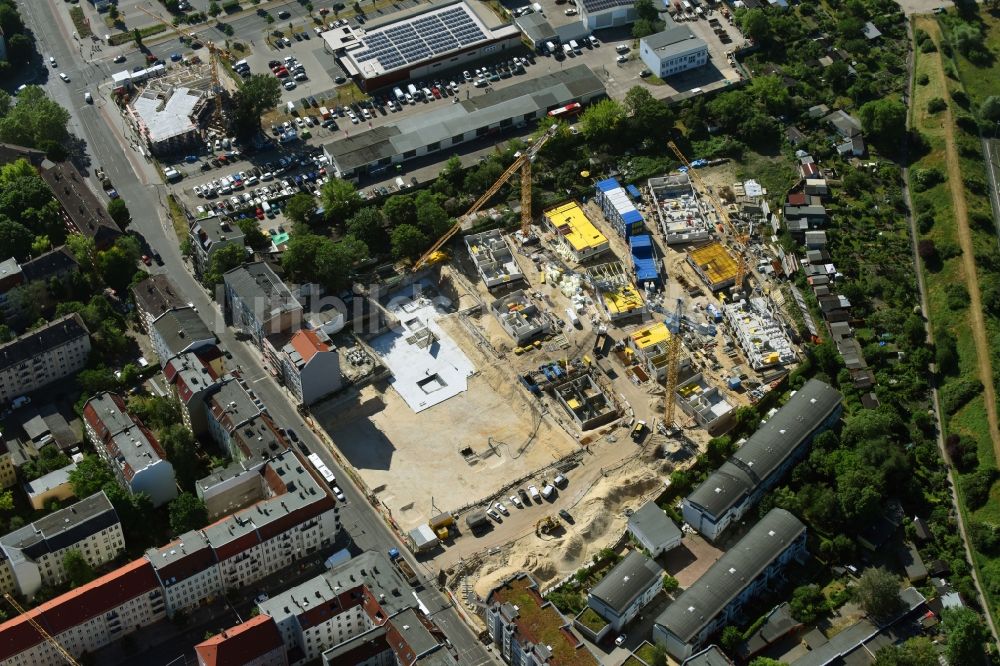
[412,123,559,271]
[666,141,750,291]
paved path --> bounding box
[922,18,1000,466]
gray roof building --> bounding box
[150,306,215,363]
[324,65,605,176]
[0,312,89,374]
[515,12,556,47]
[1,492,118,561]
[223,262,302,345]
[684,380,841,536]
[822,109,862,138]
[590,551,664,616]
[19,246,78,284]
[642,24,704,59]
[655,509,806,653]
[682,645,733,666]
[628,501,682,556]
[132,274,188,329]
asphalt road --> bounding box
[17,2,495,664]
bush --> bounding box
[955,113,979,134]
[917,239,937,260]
[917,211,936,234]
[950,89,970,109]
[970,521,1000,555]
[963,174,987,195]
[940,378,983,415]
[945,433,979,471]
[936,240,961,260]
[920,39,938,53]
[927,98,947,113]
[961,468,996,509]
[917,73,930,85]
[946,283,970,310]
[911,167,945,191]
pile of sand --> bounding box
[471,459,663,598]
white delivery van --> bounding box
[569,39,580,53]
[562,43,573,57]
[407,83,418,100]
[393,86,406,103]
[541,484,555,499]
[261,200,272,217]
[286,100,295,114]
[565,307,581,328]
[528,486,540,501]
[395,176,406,190]
[545,40,557,54]
[532,2,542,12]
[233,59,248,70]
[421,86,432,100]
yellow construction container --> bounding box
[566,398,581,410]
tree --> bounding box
[873,637,939,666]
[981,96,1000,124]
[859,99,906,150]
[750,75,790,115]
[127,395,181,431]
[62,549,96,587]
[390,224,428,260]
[96,235,142,294]
[662,574,679,593]
[66,234,96,275]
[284,193,318,226]
[281,234,368,292]
[414,191,451,238]
[203,243,245,286]
[719,625,743,654]
[942,607,987,665]
[321,178,363,223]
[0,218,33,261]
[632,18,657,38]
[22,445,72,481]
[0,489,14,513]
[790,584,828,624]
[68,455,117,499]
[236,217,269,251]
[107,198,131,229]
[739,8,771,43]
[160,424,201,491]
[229,74,282,139]
[133,28,143,47]
[208,1,221,16]
[623,86,673,143]
[169,492,209,535]
[579,98,625,145]
[346,207,389,254]
[382,194,417,227]
[855,567,902,620]
[749,659,786,666]
[6,33,31,66]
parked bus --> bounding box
[307,453,336,484]
[547,102,582,118]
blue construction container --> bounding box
[596,178,644,236]
[728,377,742,390]
[629,234,661,289]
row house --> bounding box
[82,392,177,507]
[0,313,90,405]
[0,491,123,599]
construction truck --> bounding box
[387,548,419,584]
[536,516,558,536]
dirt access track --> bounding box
[918,17,1000,465]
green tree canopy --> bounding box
[203,243,245,286]
[738,8,771,43]
[62,549,96,587]
[0,86,71,149]
[284,192,318,226]
[855,567,903,620]
[382,194,417,227]
[321,178,363,223]
[230,74,282,139]
[107,198,131,230]
[96,235,142,294]
[859,99,907,150]
[390,224,429,260]
[236,217,270,251]
[0,218,33,261]
[579,98,626,145]
[623,86,674,144]
[872,636,944,666]
[346,206,389,254]
[281,233,368,292]
[159,424,201,491]
[942,607,988,665]
[169,492,209,535]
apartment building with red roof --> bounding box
[0,558,165,666]
[276,328,342,405]
[195,614,288,666]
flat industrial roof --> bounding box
[545,201,607,252]
[325,65,604,173]
[603,283,644,315]
[335,0,512,78]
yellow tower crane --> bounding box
[4,594,81,665]
[137,6,225,128]
[413,123,559,271]
[667,141,750,291]
[664,297,684,431]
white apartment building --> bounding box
[278,328,342,405]
[82,392,178,508]
[0,558,166,666]
[147,449,339,616]
[639,24,708,80]
[0,492,123,599]
[0,313,91,405]
[258,551,414,665]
